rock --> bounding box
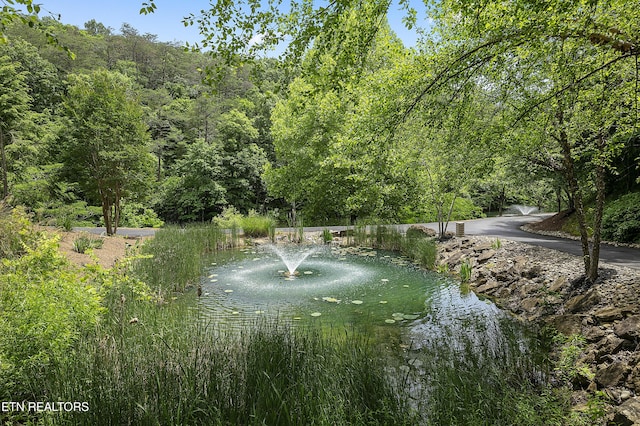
[444,251,465,266]
[550,314,583,336]
[595,335,628,359]
[594,306,625,323]
[472,241,493,251]
[628,365,640,393]
[584,326,606,342]
[596,361,631,388]
[522,265,543,279]
[521,297,541,312]
[565,288,600,313]
[406,225,437,238]
[477,249,496,263]
[549,276,568,293]
[475,280,501,294]
[611,397,640,426]
[614,315,640,340]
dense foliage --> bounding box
[1,2,638,246]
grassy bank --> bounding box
[36,294,414,425]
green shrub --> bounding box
[402,238,437,270]
[120,202,164,228]
[212,206,243,229]
[0,205,38,259]
[72,234,104,253]
[240,211,275,238]
[35,200,103,228]
[602,192,640,243]
[0,234,103,400]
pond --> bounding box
[195,243,551,421]
[196,244,536,350]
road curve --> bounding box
[75,214,640,270]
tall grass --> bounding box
[37,293,416,425]
[410,316,570,425]
[352,224,436,270]
[132,225,229,293]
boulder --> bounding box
[475,280,502,294]
[477,249,496,263]
[594,306,625,323]
[583,326,606,343]
[520,297,541,313]
[565,288,600,313]
[614,315,640,340]
[550,314,583,336]
[611,397,640,426]
[406,225,437,238]
[595,361,631,388]
[595,335,628,359]
[549,276,568,293]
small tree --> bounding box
[62,70,153,235]
[0,54,30,199]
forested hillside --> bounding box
[1,17,287,230]
[0,4,639,255]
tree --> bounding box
[153,139,226,222]
[61,70,153,235]
[0,54,30,199]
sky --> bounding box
[33,0,431,48]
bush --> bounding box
[0,234,103,400]
[212,206,243,229]
[0,204,38,259]
[72,234,104,253]
[240,211,276,238]
[120,202,164,228]
[602,192,640,243]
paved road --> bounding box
[75,214,640,269]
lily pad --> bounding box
[310,312,322,317]
[255,310,264,314]
[231,311,239,315]
[403,314,420,320]
[210,279,218,283]
[403,285,410,288]
[385,319,396,324]
[381,279,389,282]
[351,300,363,305]
[379,300,388,304]
[224,289,234,293]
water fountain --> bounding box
[266,244,320,277]
[511,204,538,215]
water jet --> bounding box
[511,204,538,215]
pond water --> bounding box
[195,244,550,420]
[197,244,518,340]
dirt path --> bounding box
[48,228,149,269]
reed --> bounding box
[132,225,228,293]
[37,293,416,426]
[412,316,570,425]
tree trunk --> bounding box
[99,183,114,236]
[556,112,592,278]
[0,130,7,199]
[113,184,121,235]
[588,134,608,282]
